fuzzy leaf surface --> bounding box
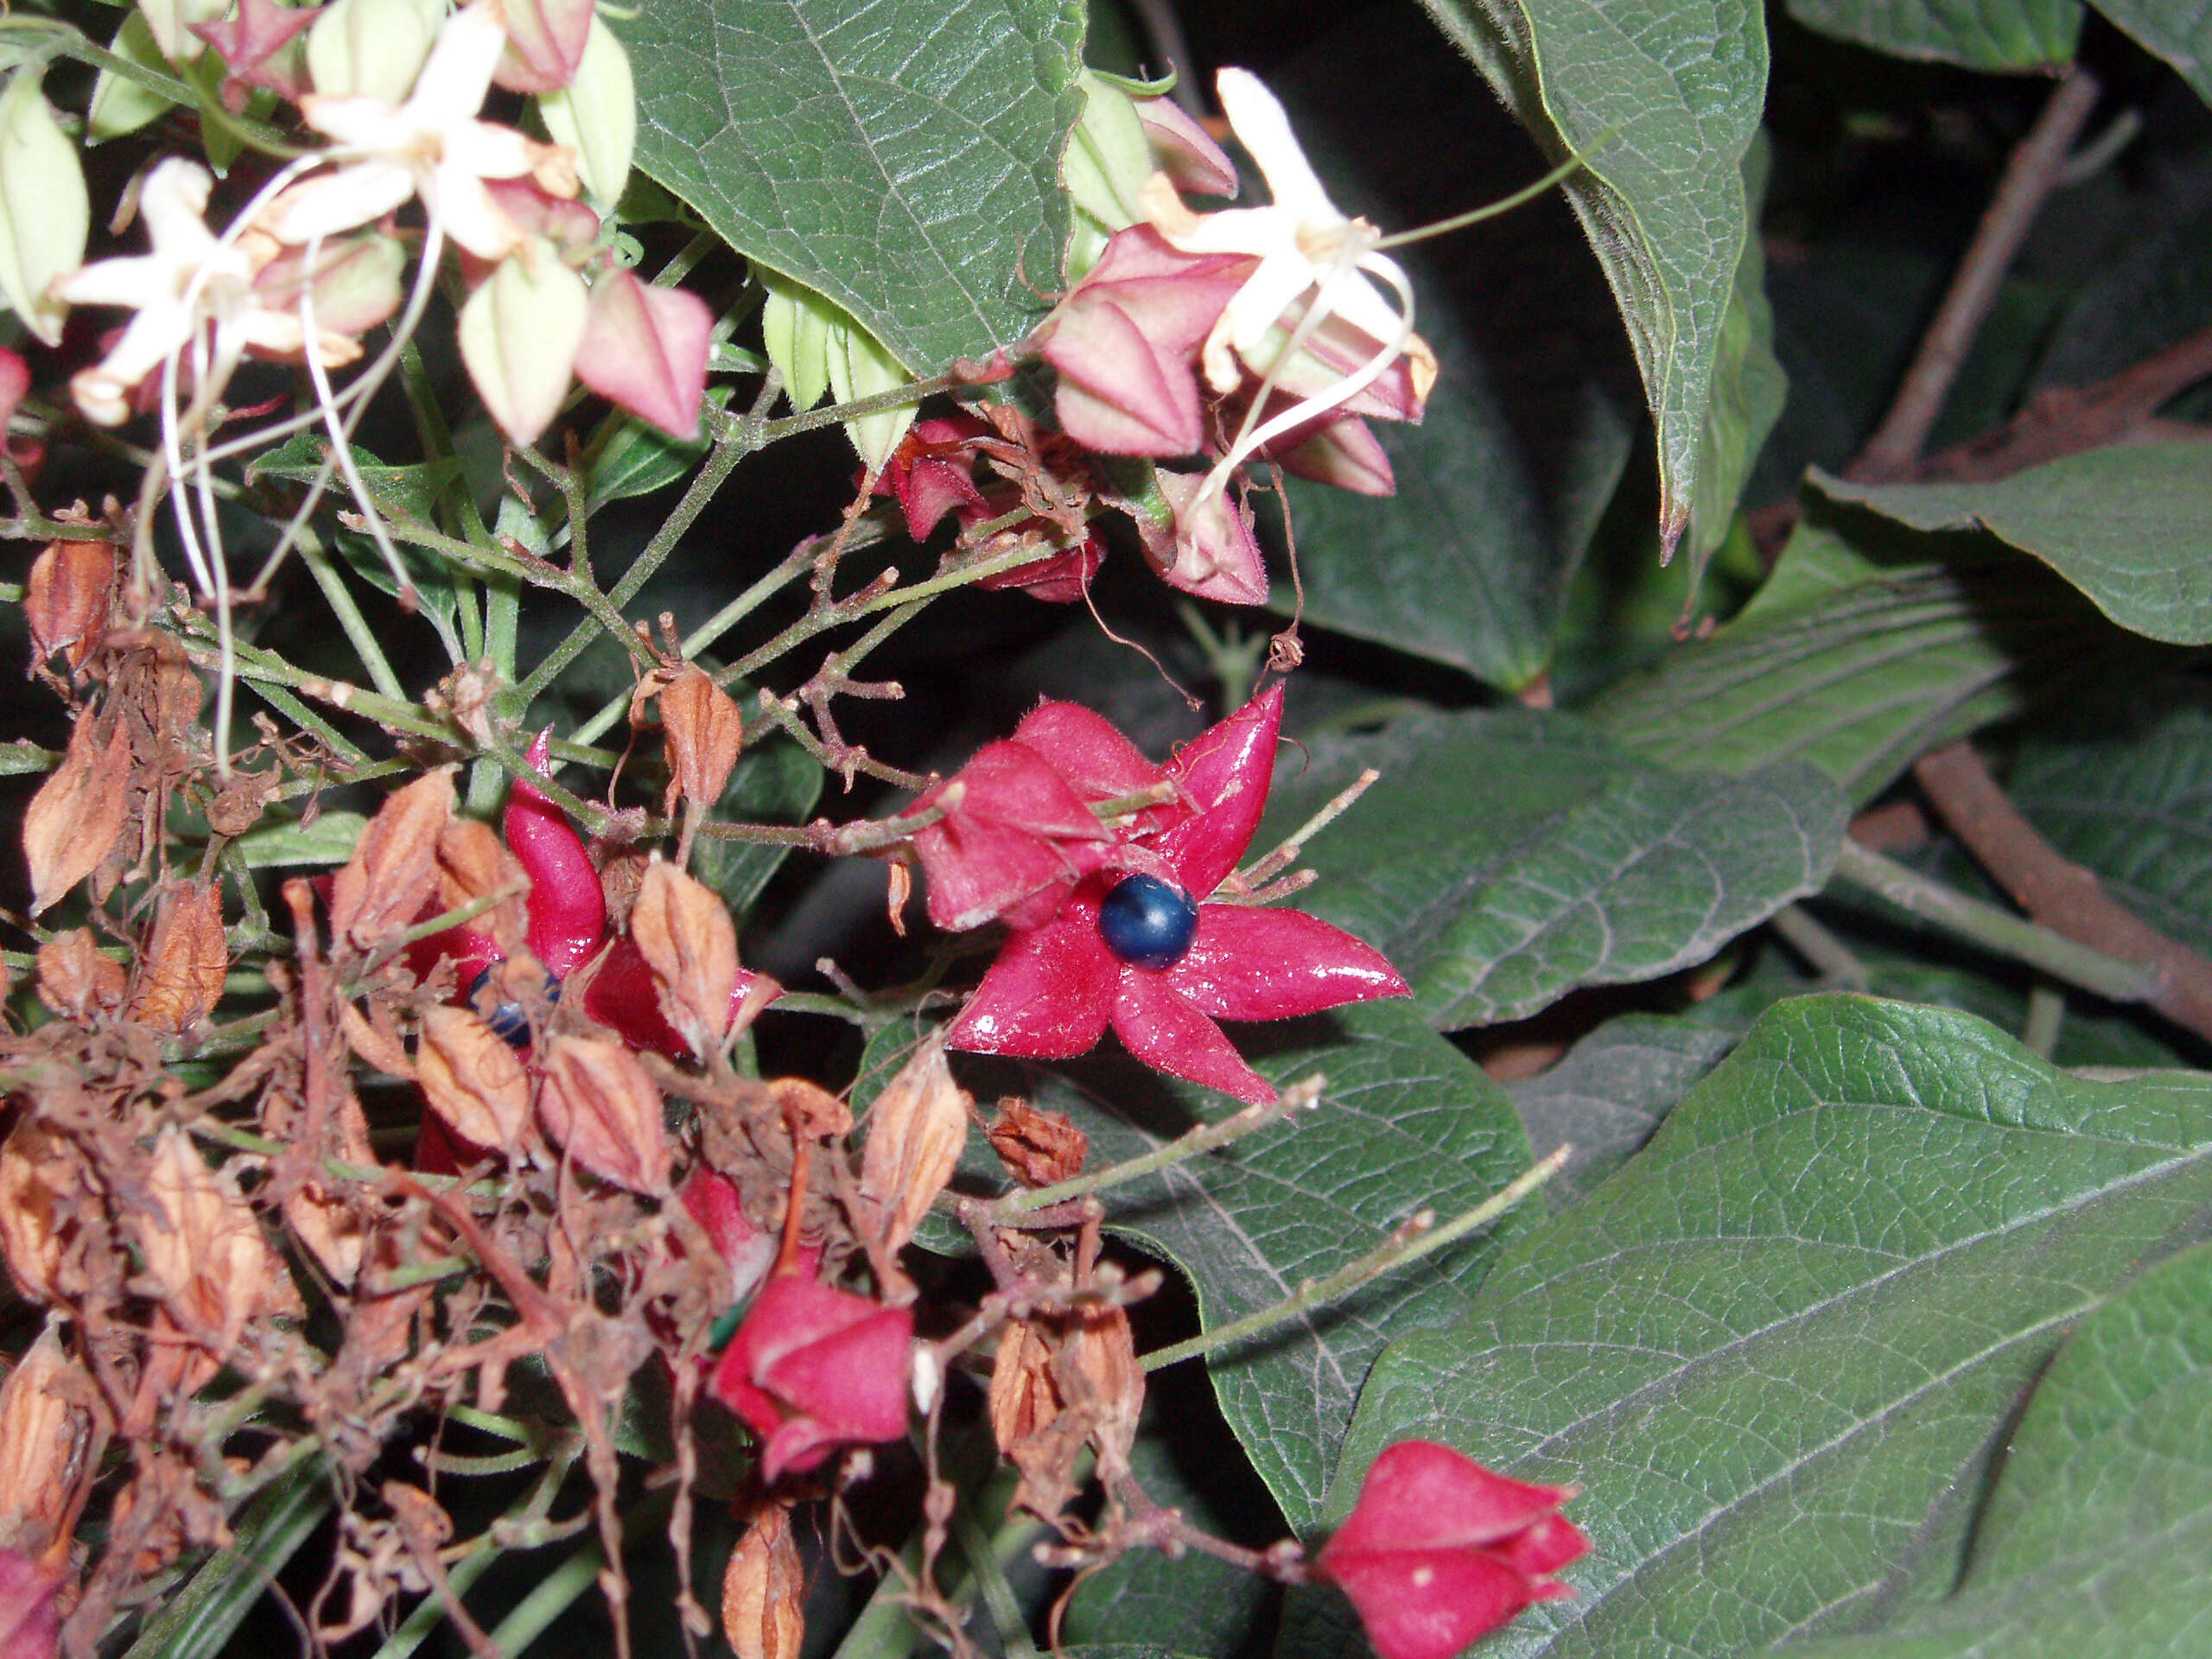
[1323,995,2212,1659]
[626,0,1083,372]
[1783,0,2081,69]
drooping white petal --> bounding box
[1214,68,1340,223]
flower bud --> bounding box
[457,237,589,447]
[252,229,407,344]
[537,1033,669,1192]
[1140,468,1268,605]
[23,539,115,674]
[22,709,131,916]
[0,70,90,347]
[135,0,226,60]
[417,1004,533,1154]
[87,13,181,143]
[1064,71,1157,264]
[305,0,444,101]
[658,664,741,814]
[721,1498,805,1659]
[129,880,227,1033]
[495,0,594,92]
[825,312,916,474]
[35,929,126,1023]
[760,271,831,412]
[575,270,711,439]
[536,15,635,212]
[856,1029,969,1256]
[628,861,737,1061]
[329,768,455,950]
[758,273,917,469]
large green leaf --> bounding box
[1415,0,1767,552]
[1271,709,1846,1031]
[1793,1240,2212,1659]
[626,0,1084,372]
[2006,685,2212,957]
[1588,509,2143,804]
[1810,446,2212,645]
[1783,0,2081,71]
[1322,995,2212,1659]
[2088,0,2212,107]
[968,999,1530,1530]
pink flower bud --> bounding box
[709,1270,914,1482]
[573,270,712,438]
[1134,92,1237,199]
[493,0,594,92]
[1313,1440,1589,1659]
[1141,468,1268,606]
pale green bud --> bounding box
[457,236,589,446]
[1065,70,1154,251]
[537,16,634,213]
[306,0,443,102]
[760,270,833,412]
[825,313,914,473]
[87,12,181,143]
[0,70,90,347]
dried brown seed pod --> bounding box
[416,1005,532,1155]
[34,928,124,1022]
[629,860,737,1059]
[22,538,113,674]
[22,708,130,915]
[537,1032,669,1192]
[129,880,226,1033]
[720,1497,804,1659]
[659,664,742,817]
[857,1029,969,1256]
[327,769,455,951]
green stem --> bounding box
[1141,1146,1571,1373]
[1831,840,2155,1004]
[482,1488,674,1655]
[296,529,408,702]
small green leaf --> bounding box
[1329,995,2212,1659]
[1790,1241,2212,1659]
[1785,0,2082,71]
[1810,446,2212,645]
[627,0,1084,372]
[584,385,735,509]
[232,810,371,869]
[1272,708,1846,1030]
[1415,0,1767,552]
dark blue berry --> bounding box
[467,963,560,1049]
[1097,874,1200,970]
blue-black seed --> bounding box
[1098,874,1200,970]
[467,963,560,1049]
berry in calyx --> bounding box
[1097,874,1200,970]
[467,962,562,1048]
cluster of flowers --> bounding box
[0,0,707,452]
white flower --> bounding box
[53,158,354,425]
[261,0,577,263]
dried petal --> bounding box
[986,1098,1086,1188]
[22,709,130,916]
[137,1126,295,1354]
[22,540,113,673]
[720,1497,805,1659]
[34,929,125,1023]
[416,1004,532,1154]
[658,664,743,814]
[628,861,739,1060]
[0,1124,81,1304]
[856,1029,969,1256]
[328,768,455,951]
[537,1033,669,1192]
[0,1321,93,1557]
[434,814,530,957]
[130,880,226,1033]
[987,1318,1058,1459]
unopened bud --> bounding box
[760,271,832,412]
[538,1033,669,1192]
[857,1029,969,1255]
[826,311,916,473]
[35,930,126,1024]
[458,236,589,446]
[417,1005,532,1154]
[0,70,90,347]
[629,861,737,1060]
[22,709,131,917]
[253,229,407,340]
[23,540,114,674]
[305,0,443,101]
[130,880,227,1033]
[327,768,455,951]
[658,664,741,814]
[536,15,634,212]
[1064,70,1157,267]
[496,0,594,93]
[721,1498,804,1659]
[575,270,711,438]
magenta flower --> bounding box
[944,686,1408,1104]
[707,1268,914,1482]
[873,416,995,543]
[1312,1440,1589,1659]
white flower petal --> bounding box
[260,162,418,245]
[408,0,507,117]
[1215,68,1339,224]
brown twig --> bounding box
[1849,65,2105,483]
[1912,741,2212,1040]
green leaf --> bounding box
[626,0,1084,372]
[2006,683,2212,957]
[1415,0,1767,553]
[124,1460,331,1659]
[690,736,824,918]
[1268,252,1632,693]
[2087,0,2212,107]
[1272,708,1846,1031]
[583,385,736,510]
[1790,1240,2212,1659]
[1327,995,2212,1659]
[245,434,467,631]
[1588,509,2145,804]
[1682,134,1788,591]
[1783,0,2081,71]
[1810,446,2212,645]
[971,999,1531,1530]
[232,810,371,869]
